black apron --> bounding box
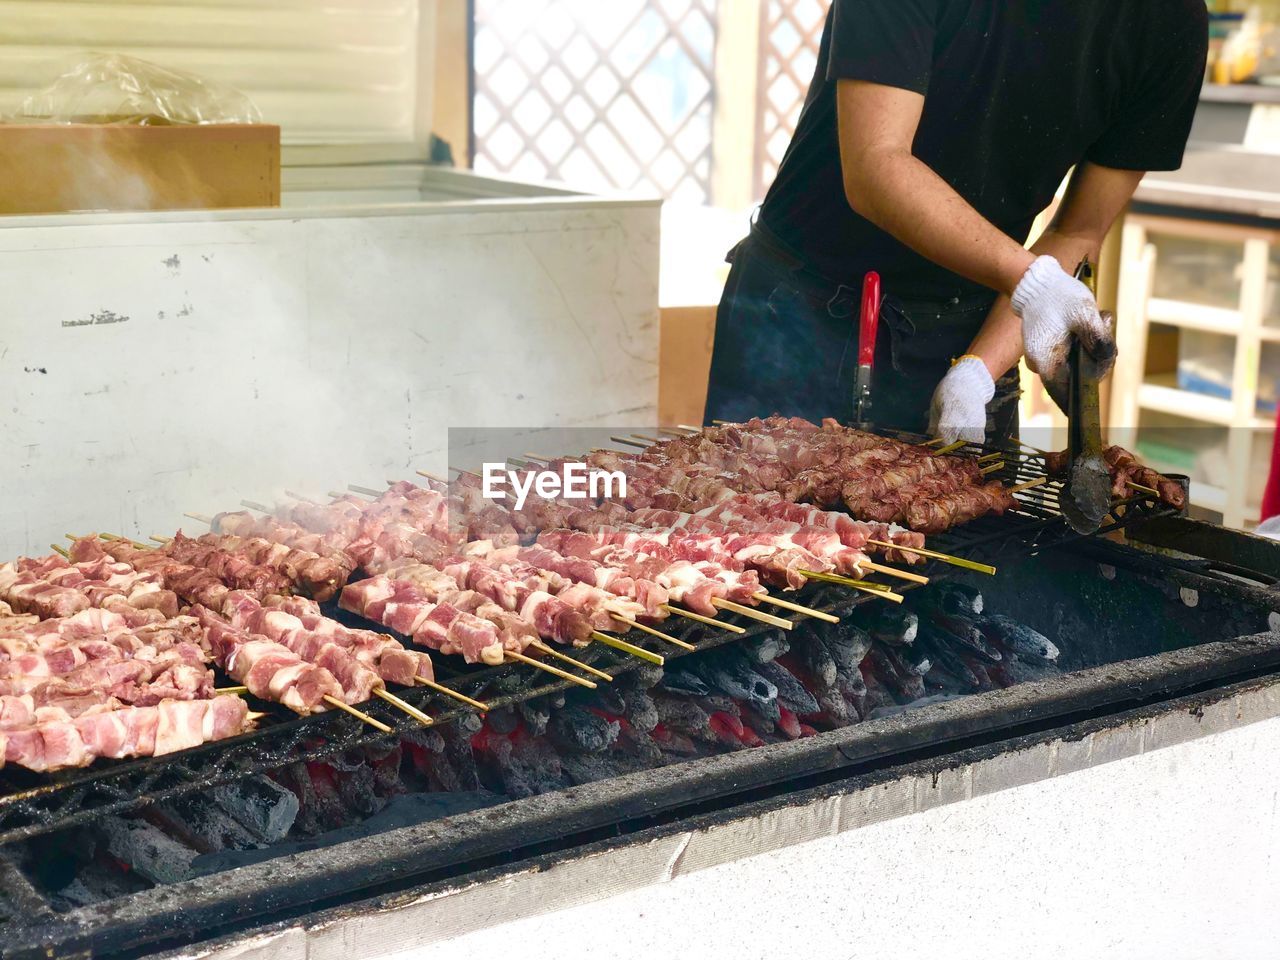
[702,219,1020,442]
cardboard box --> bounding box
[659,305,718,427]
[0,122,280,215]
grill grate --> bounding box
[0,436,1179,848]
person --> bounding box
[703,0,1209,443]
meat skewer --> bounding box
[2,695,254,773]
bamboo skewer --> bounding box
[860,561,929,585]
[590,631,665,665]
[710,598,793,631]
[246,711,269,723]
[529,641,614,682]
[285,491,319,504]
[801,570,906,603]
[50,544,70,559]
[349,484,384,498]
[609,436,649,448]
[676,424,705,433]
[184,513,214,525]
[373,688,434,726]
[1126,481,1160,497]
[505,650,597,689]
[659,428,692,437]
[609,614,696,651]
[630,434,663,444]
[241,500,272,513]
[323,695,393,733]
[521,453,551,463]
[977,452,1005,463]
[866,540,997,575]
[216,686,249,695]
[418,677,489,711]
[416,470,449,484]
[753,592,839,624]
[932,440,967,456]
[1010,476,1050,494]
[661,604,747,633]
[980,462,1005,476]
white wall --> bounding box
[0,194,660,557]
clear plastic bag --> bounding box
[16,53,262,125]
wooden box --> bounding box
[0,122,280,215]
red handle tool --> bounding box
[854,271,881,426]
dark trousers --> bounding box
[702,225,1021,442]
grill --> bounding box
[0,436,1178,848]
[4,434,1250,960]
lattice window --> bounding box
[472,0,719,204]
[754,0,828,199]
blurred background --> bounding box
[1,0,1278,529]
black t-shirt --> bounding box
[761,0,1209,298]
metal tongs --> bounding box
[1059,258,1113,534]
[853,271,881,428]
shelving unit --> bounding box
[1111,214,1279,529]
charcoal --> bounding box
[739,702,777,735]
[516,698,554,737]
[652,726,699,756]
[740,692,781,724]
[814,622,873,676]
[866,607,919,647]
[619,662,664,689]
[99,817,197,885]
[485,706,519,735]
[790,636,838,691]
[928,582,984,616]
[481,735,536,798]
[859,667,898,713]
[620,687,659,734]
[815,685,853,726]
[754,660,819,715]
[152,796,262,853]
[331,757,385,819]
[659,664,710,696]
[917,630,983,690]
[453,710,485,735]
[548,705,619,754]
[593,687,627,716]
[740,630,790,664]
[651,693,716,742]
[924,611,1002,662]
[837,665,868,701]
[210,775,300,844]
[694,648,777,709]
[866,646,926,703]
[958,653,997,691]
[621,726,665,763]
[368,743,404,799]
[53,860,148,908]
[510,735,566,790]
[977,614,1060,664]
[441,722,482,791]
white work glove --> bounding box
[928,356,994,445]
[1011,255,1117,396]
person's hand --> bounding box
[1011,256,1117,397]
[929,356,995,445]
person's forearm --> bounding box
[841,147,1036,297]
[965,228,1105,380]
